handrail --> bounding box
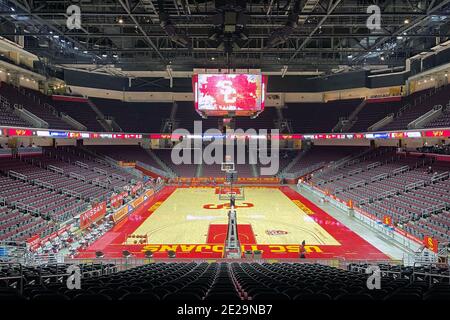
[69,172,86,181]
[8,170,27,181]
[74,161,89,169]
[412,262,450,287]
[48,165,64,174]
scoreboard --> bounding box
[193,73,267,117]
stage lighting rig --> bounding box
[208,0,249,55]
[157,0,190,47]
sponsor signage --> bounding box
[8,128,34,136]
[131,182,143,195]
[405,131,422,138]
[130,195,144,208]
[49,131,68,138]
[2,125,450,141]
[37,130,50,137]
[68,132,83,139]
[26,234,41,251]
[110,192,128,208]
[27,225,71,251]
[79,202,107,229]
[112,205,129,223]
[373,133,389,139]
[423,130,450,138]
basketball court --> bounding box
[77,186,390,260]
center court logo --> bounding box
[171,121,279,176]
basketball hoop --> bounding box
[221,162,235,173]
[218,186,245,200]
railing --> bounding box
[112,173,126,181]
[348,264,403,279]
[74,161,89,169]
[48,165,64,174]
[358,197,370,205]
[92,178,108,188]
[408,104,443,129]
[93,167,107,175]
[375,189,397,200]
[94,158,108,166]
[393,165,409,175]
[412,262,450,286]
[15,203,39,215]
[422,204,446,216]
[13,103,48,128]
[371,173,388,182]
[8,170,27,181]
[368,113,395,131]
[431,171,449,182]
[60,112,88,131]
[33,179,54,190]
[329,173,344,182]
[348,168,363,176]
[0,263,24,294]
[61,188,82,198]
[349,180,365,189]
[367,162,381,170]
[404,181,425,191]
[69,172,86,181]
[334,187,344,194]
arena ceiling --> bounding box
[1,0,450,74]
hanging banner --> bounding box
[424,236,438,253]
[383,215,392,226]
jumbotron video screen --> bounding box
[193,73,267,116]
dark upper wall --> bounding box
[410,47,450,76]
[368,72,408,88]
[64,68,408,93]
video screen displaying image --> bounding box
[195,73,265,112]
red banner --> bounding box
[27,225,71,251]
[79,202,106,229]
[383,215,392,226]
[423,130,450,138]
[110,192,128,208]
[8,128,33,136]
[424,236,438,253]
[26,234,41,251]
[131,182,143,195]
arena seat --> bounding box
[1,261,450,301]
[382,85,450,131]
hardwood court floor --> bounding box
[129,187,340,245]
[77,186,390,260]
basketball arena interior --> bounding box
[0,0,449,309]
